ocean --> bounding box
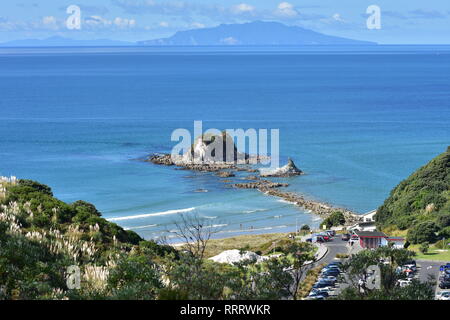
[0,45,449,240]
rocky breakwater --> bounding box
[262,189,360,224]
[233,179,289,190]
[216,171,235,178]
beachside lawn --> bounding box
[409,245,450,262]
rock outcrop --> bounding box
[147,132,268,173]
[260,158,303,177]
[233,180,289,190]
[216,171,235,178]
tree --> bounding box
[321,211,345,229]
[300,224,310,231]
[407,221,439,244]
[167,213,220,261]
[227,257,293,300]
[283,242,316,300]
[336,246,434,300]
[106,254,162,300]
[419,242,429,254]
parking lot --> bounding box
[304,232,349,300]
[418,260,450,300]
[304,231,450,300]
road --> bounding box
[314,234,349,266]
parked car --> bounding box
[309,290,329,298]
[436,291,450,300]
[316,237,325,243]
[318,234,331,242]
[439,263,450,272]
[306,238,312,242]
[328,261,343,267]
[326,230,336,237]
[322,266,341,273]
[311,288,332,295]
[439,274,450,282]
[317,277,336,283]
[312,282,333,289]
[318,276,337,284]
[342,234,350,241]
[397,279,412,287]
[305,294,326,300]
[315,282,334,289]
[322,267,340,273]
[403,261,417,272]
[322,270,340,277]
[327,261,343,267]
[439,280,450,289]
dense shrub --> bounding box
[407,221,439,244]
[376,147,449,236]
[321,211,346,228]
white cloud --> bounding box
[220,36,239,45]
[332,13,345,22]
[85,15,112,27]
[42,16,58,30]
[83,16,136,29]
[159,21,169,27]
[274,2,298,17]
[114,17,136,28]
[190,22,205,29]
[231,3,255,14]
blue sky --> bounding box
[0,0,449,43]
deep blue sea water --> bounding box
[0,45,449,240]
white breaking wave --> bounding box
[124,224,158,230]
[216,225,288,234]
[107,207,196,222]
[243,209,268,214]
[277,199,297,205]
[211,224,228,228]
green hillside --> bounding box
[376,147,450,244]
[0,178,316,300]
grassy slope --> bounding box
[204,233,290,258]
[376,147,450,231]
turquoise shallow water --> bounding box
[0,46,449,240]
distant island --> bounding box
[138,21,376,46]
[0,21,376,47]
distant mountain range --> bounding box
[138,21,376,46]
[0,21,376,47]
[0,36,133,47]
